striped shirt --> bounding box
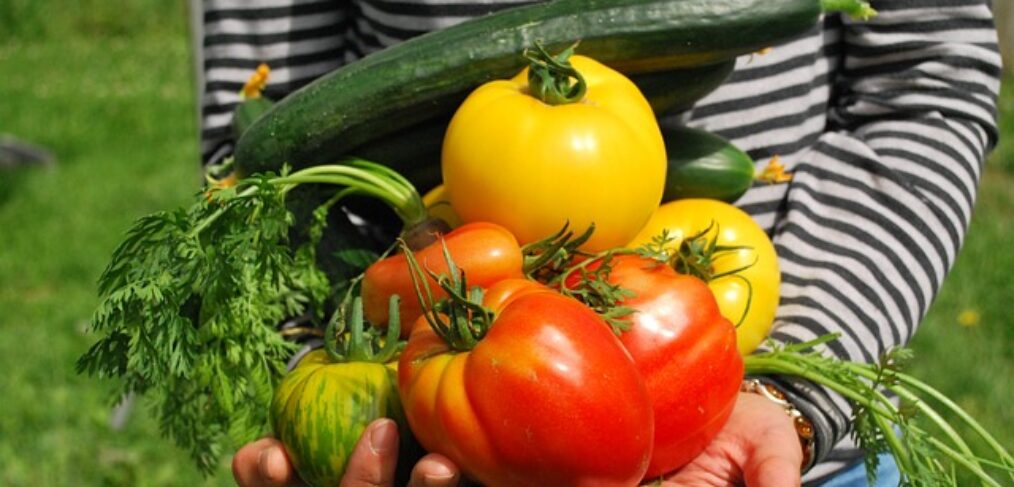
[193,0,1001,483]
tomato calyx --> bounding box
[554,253,637,334]
[637,223,758,328]
[524,42,587,105]
[324,292,403,364]
[402,239,494,351]
[522,224,637,334]
[637,223,754,281]
[521,222,596,280]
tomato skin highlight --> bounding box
[612,255,744,476]
[399,281,654,487]
[361,222,524,335]
[629,199,781,355]
[442,55,666,252]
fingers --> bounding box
[341,418,400,487]
[743,454,802,487]
[233,420,461,487]
[408,453,461,487]
[232,437,298,487]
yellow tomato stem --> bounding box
[524,41,586,105]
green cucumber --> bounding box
[232,96,274,140]
[629,60,735,117]
[235,0,858,177]
[661,125,756,203]
[349,60,736,197]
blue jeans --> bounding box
[818,453,901,487]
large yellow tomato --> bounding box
[442,54,666,252]
[628,199,780,355]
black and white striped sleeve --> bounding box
[762,0,1000,478]
[198,0,351,166]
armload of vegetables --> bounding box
[77,0,1012,485]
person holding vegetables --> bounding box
[189,0,1001,485]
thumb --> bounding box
[341,418,400,487]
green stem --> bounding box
[323,301,347,363]
[746,352,1010,486]
[188,186,259,238]
[925,437,1004,487]
[271,161,427,227]
[374,296,403,363]
[820,0,877,20]
[841,363,978,462]
[897,372,1014,467]
[869,398,913,473]
[846,363,1014,474]
[400,239,492,351]
[324,295,402,364]
[744,356,897,416]
[197,159,429,240]
[348,296,368,361]
[552,248,636,288]
[525,42,586,105]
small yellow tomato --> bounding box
[422,184,462,229]
[442,54,666,251]
[629,199,780,355]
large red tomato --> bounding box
[398,279,654,487]
[564,254,744,477]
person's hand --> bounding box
[231,418,461,487]
[659,392,804,487]
[233,393,802,487]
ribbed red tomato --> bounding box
[398,279,654,487]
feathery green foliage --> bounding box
[77,174,331,472]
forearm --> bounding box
[759,0,999,472]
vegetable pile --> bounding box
[78,0,1012,485]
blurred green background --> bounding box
[0,1,1010,485]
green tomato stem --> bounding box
[400,239,493,352]
[374,296,403,363]
[525,42,586,105]
[323,295,402,364]
[348,296,368,361]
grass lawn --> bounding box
[0,1,1009,485]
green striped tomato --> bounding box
[270,349,407,486]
